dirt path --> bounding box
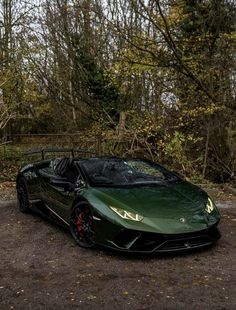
[0,186,236,310]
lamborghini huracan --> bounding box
[16,148,221,253]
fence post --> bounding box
[97,132,102,156]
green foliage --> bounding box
[72,34,120,117]
[180,0,236,36]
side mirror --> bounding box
[76,179,86,188]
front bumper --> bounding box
[105,224,221,253]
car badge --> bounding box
[180,217,186,223]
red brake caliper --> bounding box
[76,213,84,237]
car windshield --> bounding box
[80,158,180,187]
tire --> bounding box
[70,202,95,248]
[16,177,30,213]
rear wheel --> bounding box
[16,177,30,213]
[70,202,95,248]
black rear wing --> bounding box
[24,147,95,160]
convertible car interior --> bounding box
[50,157,79,184]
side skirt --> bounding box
[44,203,69,226]
[29,199,69,228]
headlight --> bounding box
[110,206,143,222]
[205,197,215,214]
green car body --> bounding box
[16,156,221,253]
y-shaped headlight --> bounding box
[205,197,215,214]
[110,206,143,222]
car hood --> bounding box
[86,181,220,233]
[93,181,207,217]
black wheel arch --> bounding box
[16,173,28,188]
[16,172,24,181]
[71,195,91,212]
[70,196,102,221]
[16,174,31,213]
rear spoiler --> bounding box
[24,147,95,160]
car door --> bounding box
[37,166,75,223]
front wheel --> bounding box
[70,202,95,248]
[16,177,30,213]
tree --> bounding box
[0,0,36,134]
[104,0,236,181]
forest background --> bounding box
[0,0,236,184]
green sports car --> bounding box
[16,150,221,253]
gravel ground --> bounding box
[0,185,236,310]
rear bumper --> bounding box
[105,224,221,253]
